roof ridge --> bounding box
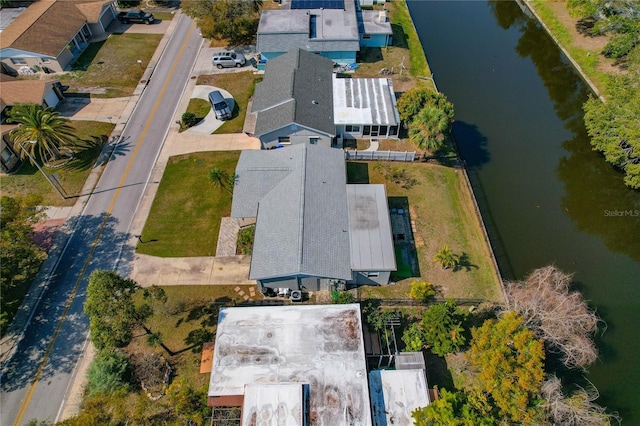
[297,145,307,271]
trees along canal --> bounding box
[407,0,640,422]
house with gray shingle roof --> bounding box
[0,0,117,75]
[248,47,400,148]
[257,0,392,66]
[231,144,396,292]
[250,48,336,149]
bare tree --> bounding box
[541,375,619,425]
[504,265,601,370]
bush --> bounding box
[181,112,199,128]
[409,281,436,302]
[236,226,255,255]
[602,32,639,58]
[331,291,354,304]
[86,350,131,396]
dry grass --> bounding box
[196,71,262,134]
[52,33,163,98]
[351,161,503,302]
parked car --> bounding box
[208,91,232,121]
[212,52,246,69]
[117,10,154,24]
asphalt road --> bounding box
[0,15,202,425]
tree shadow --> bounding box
[0,212,131,393]
[60,135,110,171]
[453,252,478,272]
[390,23,408,49]
[451,121,490,170]
[423,353,455,390]
[357,47,384,64]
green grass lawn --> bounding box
[350,161,503,302]
[152,11,175,21]
[55,33,163,98]
[0,121,114,206]
[196,72,262,134]
[136,151,241,257]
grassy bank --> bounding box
[527,0,611,97]
[0,121,114,206]
[136,151,240,257]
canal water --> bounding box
[407,0,640,421]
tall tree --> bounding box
[402,300,466,356]
[8,104,77,163]
[182,0,261,44]
[469,311,546,424]
[412,388,496,426]
[0,195,46,333]
[504,266,601,370]
[84,270,139,350]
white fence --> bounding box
[345,150,416,162]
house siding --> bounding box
[360,33,390,48]
[350,271,391,286]
[260,125,333,149]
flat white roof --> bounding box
[369,369,430,426]
[209,304,372,425]
[242,383,306,426]
[347,184,396,271]
[333,75,400,126]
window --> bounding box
[379,125,388,135]
[1,147,14,163]
[11,58,26,65]
[309,15,317,38]
[41,58,50,63]
[346,125,360,132]
[389,125,398,136]
[309,137,319,145]
[363,125,370,136]
[278,136,291,145]
[362,34,371,39]
[365,272,379,278]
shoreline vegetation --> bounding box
[524,0,640,189]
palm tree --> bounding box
[433,244,460,270]
[208,168,233,194]
[409,105,451,152]
[8,104,77,164]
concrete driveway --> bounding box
[185,85,235,134]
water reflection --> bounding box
[489,0,640,263]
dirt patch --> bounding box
[32,219,64,252]
[541,2,625,76]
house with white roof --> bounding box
[208,304,372,425]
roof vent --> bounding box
[379,10,387,22]
[312,100,319,105]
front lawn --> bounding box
[136,151,241,257]
[349,161,502,302]
[196,72,262,134]
[55,33,163,98]
[0,121,114,206]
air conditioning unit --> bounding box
[290,290,302,302]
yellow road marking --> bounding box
[13,21,196,426]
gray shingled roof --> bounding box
[251,48,335,137]
[231,145,351,281]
